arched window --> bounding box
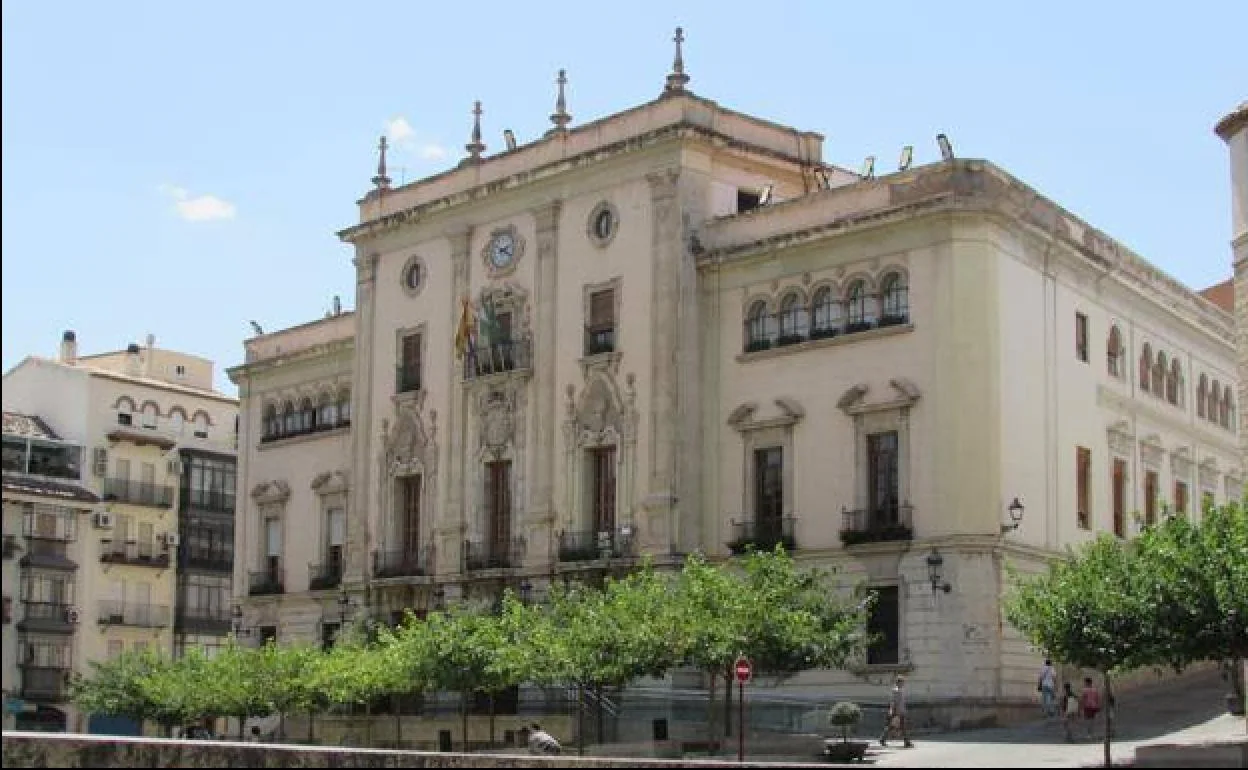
[263,404,278,440]
[300,397,315,433]
[1166,359,1181,406]
[317,392,337,429]
[1106,326,1123,378]
[282,401,298,434]
[1139,344,1152,393]
[811,287,840,338]
[170,410,185,435]
[1221,385,1233,428]
[337,389,351,425]
[777,293,807,344]
[744,300,771,352]
[846,281,872,331]
[141,402,159,429]
[879,273,909,325]
[1197,374,1208,418]
[1209,381,1221,424]
[1152,352,1167,399]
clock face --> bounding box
[489,233,515,269]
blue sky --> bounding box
[3,2,1245,395]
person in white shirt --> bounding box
[525,723,561,755]
[1037,659,1058,718]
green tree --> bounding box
[202,640,280,739]
[71,648,168,729]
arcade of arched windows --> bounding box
[260,384,351,443]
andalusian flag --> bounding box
[453,297,476,360]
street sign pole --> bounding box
[734,656,752,762]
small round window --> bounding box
[587,201,619,248]
[400,255,426,297]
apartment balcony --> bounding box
[175,607,231,635]
[16,602,77,634]
[463,338,531,380]
[100,541,171,569]
[180,549,232,572]
[181,488,235,514]
[726,515,797,555]
[395,365,422,395]
[557,529,635,563]
[742,305,911,354]
[19,539,76,570]
[102,478,174,508]
[840,503,914,546]
[3,534,19,559]
[248,568,284,596]
[373,546,434,579]
[98,600,170,628]
[21,506,77,541]
[308,560,343,591]
[19,665,72,702]
[463,537,525,571]
[584,326,616,356]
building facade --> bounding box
[231,37,1243,723]
[2,333,238,732]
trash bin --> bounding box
[438,729,453,752]
[652,718,669,741]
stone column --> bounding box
[345,251,378,585]
[527,201,561,565]
[642,169,681,553]
[437,226,473,575]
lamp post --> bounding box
[926,549,952,594]
[1001,497,1025,533]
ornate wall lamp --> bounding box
[926,549,952,594]
[1001,497,1025,533]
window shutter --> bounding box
[590,290,614,328]
[403,334,421,373]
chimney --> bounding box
[143,334,156,376]
[59,330,78,364]
[126,343,141,376]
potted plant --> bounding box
[824,701,868,762]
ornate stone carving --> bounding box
[563,371,640,536]
[1199,456,1220,492]
[1169,447,1193,480]
[378,405,439,556]
[251,480,291,504]
[1138,434,1165,469]
[837,385,869,413]
[478,388,516,454]
[311,470,350,496]
[1107,420,1134,457]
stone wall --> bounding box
[1,732,830,769]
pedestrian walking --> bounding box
[879,675,913,748]
[1037,659,1058,718]
[1080,677,1102,739]
[1061,682,1080,742]
[524,723,561,755]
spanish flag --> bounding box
[453,297,476,360]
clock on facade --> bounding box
[489,232,516,269]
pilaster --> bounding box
[345,251,378,585]
[439,226,473,574]
[527,201,561,564]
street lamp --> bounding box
[1001,497,1025,533]
[926,549,952,594]
[337,587,351,627]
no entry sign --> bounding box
[734,656,752,683]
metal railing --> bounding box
[181,488,236,513]
[727,515,797,554]
[97,600,170,628]
[585,326,616,356]
[373,546,434,578]
[463,537,525,571]
[557,529,635,562]
[248,567,284,596]
[395,365,422,394]
[840,503,914,546]
[102,479,174,508]
[743,304,910,352]
[100,541,170,568]
[175,607,231,635]
[464,338,531,380]
[22,506,77,541]
[181,549,232,572]
[308,560,344,591]
[17,602,76,632]
[20,666,71,701]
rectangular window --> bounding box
[1075,312,1089,363]
[1175,481,1188,517]
[737,189,762,213]
[326,507,345,574]
[866,586,900,665]
[485,460,512,549]
[589,447,617,533]
[116,457,131,481]
[1145,470,1159,526]
[264,517,282,574]
[1112,458,1127,537]
[399,475,422,555]
[399,333,422,393]
[586,289,616,355]
[1076,447,1091,530]
[138,521,154,558]
[867,432,900,526]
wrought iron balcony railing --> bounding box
[180,549,232,572]
[181,488,236,513]
[557,529,635,563]
[308,560,344,591]
[100,541,170,568]
[373,545,434,579]
[584,326,616,356]
[102,479,174,508]
[726,515,797,555]
[175,607,231,635]
[463,537,525,571]
[839,503,914,546]
[395,365,422,394]
[464,338,531,380]
[20,665,72,701]
[97,600,170,628]
[17,602,77,633]
[248,567,284,596]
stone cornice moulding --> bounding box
[727,397,807,432]
[311,470,350,496]
[251,480,291,504]
[234,338,355,377]
[837,379,921,416]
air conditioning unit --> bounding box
[93,511,115,529]
[92,448,109,477]
[65,606,80,624]
[162,532,181,548]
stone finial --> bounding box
[371,135,391,190]
[464,101,486,163]
[549,69,571,134]
[664,26,690,94]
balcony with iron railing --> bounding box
[21,506,77,541]
[102,478,174,508]
[840,503,914,546]
[19,665,72,701]
[17,602,77,633]
[742,300,911,354]
[19,538,76,570]
[373,545,434,579]
[557,529,635,563]
[584,326,616,356]
[395,365,422,395]
[100,540,171,568]
[3,534,19,559]
[181,487,235,513]
[249,567,284,596]
[463,338,531,380]
[98,600,170,628]
[308,560,344,591]
[726,515,797,555]
[463,537,525,571]
[180,548,232,572]
[174,606,231,635]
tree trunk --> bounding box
[577,684,585,756]
[461,692,469,753]
[595,684,604,746]
[238,714,245,740]
[706,670,718,747]
[365,701,372,747]
[278,711,285,742]
[488,692,496,749]
[308,711,315,744]
[1102,671,1114,768]
[394,695,402,750]
[724,665,733,738]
